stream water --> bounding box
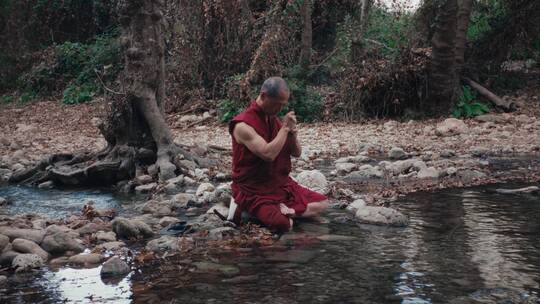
[1,182,539,303]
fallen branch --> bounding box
[463,77,517,112]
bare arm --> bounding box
[288,131,302,157]
[233,122,291,162]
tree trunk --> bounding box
[427,0,459,116]
[454,0,473,72]
[12,0,211,187]
[299,0,312,77]
[350,0,373,62]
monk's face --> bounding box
[262,90,290,116]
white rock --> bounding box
[146,236,179,253]
[388,147,408,160]
[196,183,215,197]
[295,170,329,194]
[346,199,366,213]
[435,118,468,136]
[355,206,409,227]
[12,254,43,272]
[336,162,357,175]
[100,256,130,277]
[12,238,49,262]
[417,167,440,179]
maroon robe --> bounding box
[229,101,327,231]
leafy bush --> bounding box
[282,78,323,122]
[62,83,96,104]
[1,95,14,104]
[452,85,489,118]
[19,90,38,103]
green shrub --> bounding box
[452,85,489,118]
[282,78,323,122]
[1,95,14,104]
[19,90,38,103]
[62,83,96,104]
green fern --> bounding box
[452,86,490,118]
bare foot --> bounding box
[280,203,295,216]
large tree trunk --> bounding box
[11,0,210,188]
[454,0,473,72]
[427,0,459,115]
[350,0,373,62]
[299,0,312,77]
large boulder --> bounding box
[0,246,19,266]
[11,238,49,262]
[41,232,85,254]
[335,162,357,175]
[355,206,409,227]
[100,256,130,277]
[346,199,366,213]
[435,118,468,137]
[0,227,45,244]
[112,217,154,239]
[345,165,383,180]
[12,253,44,273]
[388,147,408,160]
[68,253,103,265]
[295,170,329,194]
[417,167,440,179]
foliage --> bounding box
[19,91,38,104]
[452,86,490,118]
[467,0,506,41]
[62,83,95,104]
[363,7,414,58]
[0,94,14,104]
[281,76,323,122]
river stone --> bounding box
[37,181,54,189]
[135,183,157,194]
[206,204,229,217]
[146,236,179,253]
[77,223,104,235]
[31,219,47,230]
[0,247,18,266]
[112,217,154,239]
[136,175,154,185]
[12,253,43,273]
[208,227,238,241]
[68,253,103,265]
[0,275,6,285]
[388,147,408,160]
[355,206,409,227]
[193,261,240,277]
[417,167,440,179]
[495,186,539,194]
[172,193,197,209]
[0,197,8,206]
[345,165,383,180]
[11,238,49,262]
[96,241,126,251]
[196,183,215,197]
[435,118,468,136]
[0,234,9,251]
[440,149,456,158]
[94,231,117,243]
[159,216,181,227]
[100,256,130,277]
[346,199,366,213]
[295,170,328,194]
[336,162,357,175]
[41,232,84,254]
[185,213,225,232]
[0,227,45,244]
[457,169,486,183]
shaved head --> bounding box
[260,77,289,99]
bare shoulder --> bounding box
[233,122,256,143]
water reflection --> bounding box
[41,266,132,303]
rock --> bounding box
[196,183,215,197]
[41,232,84,254]
[335,162,357,175]
[457,169,486,183]
[0,247,19,266]
[440,149,456,158]
[145,236,179,253]
[94,231,116,243]
[495,186,539,194]
[164,182,181,195]
[100,256,130,277]
[446,167,458,176]
[11,238,49,261]
[514,114,532,124]
[172,193,197,209]
[159,217,181,227]
[11,163,24,172]
[0,227,45,244]
[31,219,47,230]
[185,213,225,232]
[345,165,383,180]
[96,241,126,251]
[112,217,154,239]
[12,253,43,273]
[0,197,8,206]
[208,227,238,241]
[295,170,328,194]
[472,147,490,157]
[77,223,103,235]
[388,147,408,160]
[0,234,9,251]
[475,114,507,123]
[68,253,103,265]
[0,275,6,285]
[49,256,70,266]
[417,167,440,179]
[355,206,408,227]
[193,261,240,277]
[435,118,468,137]
[135,183,157,194]
[346,199,366,213]
[147,164,159,177]
[207,204,229,217]
[37,181,54,189]
[0,169,12,181]
[136,175,154,185]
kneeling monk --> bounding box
[229,77,329,232]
